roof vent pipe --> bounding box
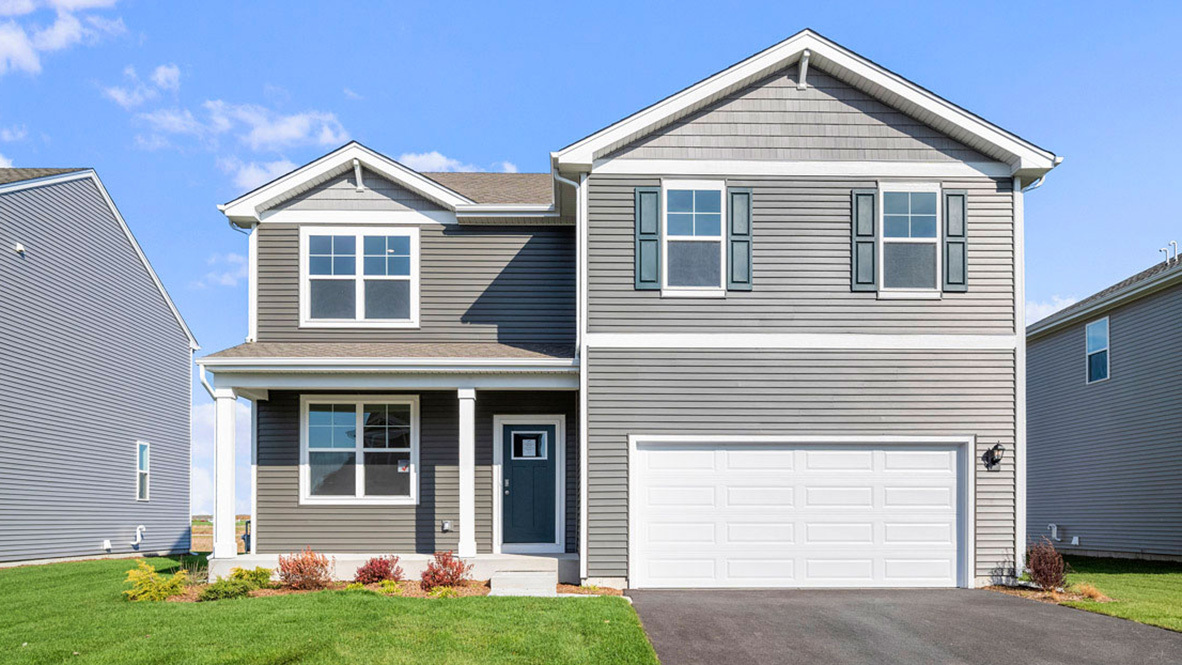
[353,159,365,192]
[1171,240,1178,262]
[797,49,811,90]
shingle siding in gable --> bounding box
[274,168,445,212]
[607,66,993,163]
[0,178,191,563]
[1027,283,1182,557]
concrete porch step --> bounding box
[489,570,557,597]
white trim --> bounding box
[0,170,198,349]
[298,394,420,506]
[246,225,258,342]
[1013,178,1026,572]
[660,179,727,296]
[135,440,150,502]
[259,209,456,226]
[208,371,579,392]
[626,434,976,589]
[877,183,942,298]
[250,398,258,555]
[198,356,577,369]
[591,158,1013,179]
[457,388,477,557]
[586,332,1018,350]
[577,172,590,580]
[1084,316,1111,385]
[456,203,556,215]
[298,225,420,329]
[492,414,566,555]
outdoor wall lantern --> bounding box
[982,443,1006,470]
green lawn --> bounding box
[0,557,658,664]
[1062,555,1182,632]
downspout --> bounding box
[198,365,216,400]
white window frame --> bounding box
[877,182,942,300]
[299,394,420,506]
[136,440,150,502]
[299,225,420,328]
[661,179,727,298]
[1085,316,1110,385]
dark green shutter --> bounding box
[850,189,877,291]
[634,187,661,290]
[727,187,753,291]
[943,190,968,292]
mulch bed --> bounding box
[170,580,624,602]
[986,585,1111,604]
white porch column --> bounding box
[212,388,239,559]
[457,388,477,557]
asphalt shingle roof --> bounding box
[0,168,85,186]
[421,172,553,205]
[1029,259,1182,332]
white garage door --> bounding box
[632,441,966,588]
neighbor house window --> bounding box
[300,226,419,328]
[880,186,940,294]
[300,396,419,505]
[1086,317,1109,383]
[136,441,149,501]
[663,181,725,294]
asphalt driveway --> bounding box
[627,589,1182,665]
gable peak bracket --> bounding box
[797,49,811,90]
[352,158,365,192]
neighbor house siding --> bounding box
[1027,283,1182,557]
[587,175,1015,334]
[255,390,577,554]
[585,348,1016,580]
[0,177,191,563]
[606,65,992,163]
[255,223,575,343]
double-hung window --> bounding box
[1085,317,1109,383]
[300,226,419,327]
[136,441,149,501]
[300,396,419,505]
[880,185,940,296]
[663,181,726,295]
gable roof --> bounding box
[421,172,553,205]
[553,29,1060,180]
[0,168,84,186]
[0,169,198,349]
[1027,259,1182,339]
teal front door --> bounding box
[501,423,557,545]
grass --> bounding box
[1061,555,1182,632]
[0,556,657,664]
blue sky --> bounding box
[2,1,1179,514]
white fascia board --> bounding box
[208,370,579,391]
[219,142,475,223]
[555,30,1057,175]
[592,159,1013,179]
[197,356,578,370]
[455,203,556,215]
[586,332,1017,350]
[257,209,457,225]
[0,170,199,350]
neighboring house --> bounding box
[198,29,1058,589]
[0,169,197,565]
[1027,257,1182,560]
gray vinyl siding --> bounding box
[1027,284,1182,557]
[256,223,575,343]
[587,175,1015,334]
[585,348,1017,580]
[607,65,991,163]
[273,169,444,212]
[0,177,191,563]
[256,390,577,554]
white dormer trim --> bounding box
[553,29,1059,179]
[218,142,476,225]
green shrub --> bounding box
[198,577,256,601]
[230,566,274,589]
[345,582,367,591]
[123,560,189,601]
[428,585,458,599]
[378,579,402,596]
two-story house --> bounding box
[198,29,1059,589]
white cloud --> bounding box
[31,10,84,50]
[0,1,38,16]
[0,124,26,141]
[217,156,295,190]
[0,152,12,167]
[0,1,121,76]
[1026,295,1078,324]
[0,20,39,74]
[190,399,252,515]
[495,160,518,173]
[343,87,363,100]
[137,106,203,135]
[205,101,348,151]
[103,62,180,109]
[191,251,249,288]
[150,62,179,90]
[397,151,520,174]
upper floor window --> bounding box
[880,187,940,295]
[1086,317,1109,383]
[299,226,419,328]
[136,441,150,501]
[663,181,726,295]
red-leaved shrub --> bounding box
[1026,537,1067,591]
[420,551,472,591]
[354,556,404,584]
[278,547,332,590]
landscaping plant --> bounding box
[199,577,255,601]
[378,579,403,595]
[1027,537,1068,590]
[123,559,189,601]
[353,555,404,584]
[420,551,473,591]
[428,585,459,599]
[278,547,333,590]
[230,566,274,589]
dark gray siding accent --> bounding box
[0,178,191,563]
[256,390,577,555]
[273,169,444,212]
[607,66,992,163]
[1027,284,1182,557]
[256,224,575,343]
[586,348,1016,580]
[588,175,1014,334]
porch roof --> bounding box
[199,341,576,364]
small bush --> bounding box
[278,547,333,590]
[420,551,473,591]
[230,566,274,589]
[353,556,404,584]
[428,585,458,599]
[124,560,189,601]
[345,582,367,591]
[1026,538,1067,591]
[199,577,255,601]
[378,579,402,596]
